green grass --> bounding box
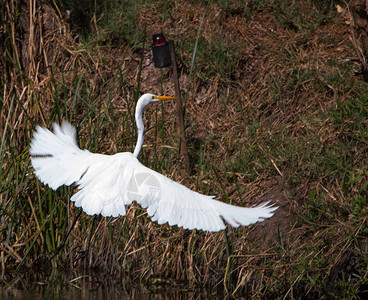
[1,0,368,298]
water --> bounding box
[1,269,224,299]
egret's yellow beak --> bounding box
[154,95,177,101]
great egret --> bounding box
[30,94,277,232]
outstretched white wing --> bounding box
[30,122,129,217]
[30,122,277,232]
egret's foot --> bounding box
[73,214,97,264]
[73,247,90,263]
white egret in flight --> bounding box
[30,94,277,232]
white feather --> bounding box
[30,119,277,232]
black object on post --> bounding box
[152,33,171,68]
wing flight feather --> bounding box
[30,121,277,232]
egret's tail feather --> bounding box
[30,122,91,190]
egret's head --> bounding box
[137,93,177,110]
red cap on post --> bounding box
[153,34,166,46]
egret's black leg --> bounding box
[49,208,83,260]
[73,214,97,263]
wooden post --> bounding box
[168,40,190,174]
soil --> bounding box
[2,0,367,297]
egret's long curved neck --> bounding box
[133,104,145,157]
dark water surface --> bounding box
[1,270,225,299]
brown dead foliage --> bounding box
[1,0,368,298]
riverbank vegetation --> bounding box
[1,0,368,298]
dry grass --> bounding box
[1,0,368,298]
